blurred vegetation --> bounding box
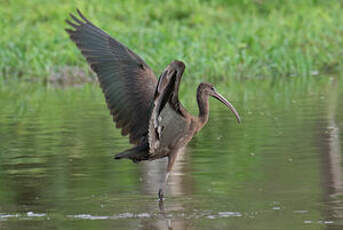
[0,0,342,84]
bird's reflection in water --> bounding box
[158,200,173,230]
[138,149,193,230]
[138,199,190,230]
[139,148,190,198]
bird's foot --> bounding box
[158,188,165,200]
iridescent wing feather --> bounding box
[66,10,157,144]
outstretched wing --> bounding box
[66,10,157,144]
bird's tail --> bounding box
[114,144,149,162]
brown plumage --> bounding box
[66,10,240,199]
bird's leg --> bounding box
[158,171,169,200]
[158,151,178,200]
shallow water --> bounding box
[0,77,343,229]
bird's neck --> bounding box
[197,89,209,128]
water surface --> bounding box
[0,77,342,229]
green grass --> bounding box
[0,0,342,83]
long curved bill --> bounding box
[213,91,241,123]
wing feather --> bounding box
[66,10,157,144]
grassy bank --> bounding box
[1,0,342,83]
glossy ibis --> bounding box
[66,10,241,199]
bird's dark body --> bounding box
[66,10,240,199]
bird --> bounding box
[65,9,241,199]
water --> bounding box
[0,77,343,229]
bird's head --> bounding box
[198,82,241,123]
